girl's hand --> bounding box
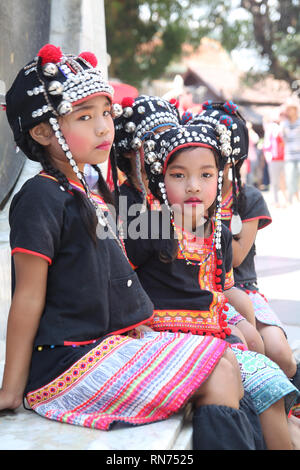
[135,324,154,333]
[0,388,23,411]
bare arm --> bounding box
[0,253,48,410]
[231,219,258,268]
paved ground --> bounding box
[254,190,300,360]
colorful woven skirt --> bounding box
[247,290,286,333]
[226,304,245,326]
[231,346,299,415]
[26,331,227,430]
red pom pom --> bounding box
[224,327,231,336]
[223,305,229,311]
[216,268,222,275]
[217,259,223,265]
[79,51,98,67]
[37,44,62,65]
[215,277,221,283]
[121,96,135,108]
[169,98,179,108]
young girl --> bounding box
[186,103,265,354]
[194,103,300,391]
[0,44,258,450]
[124,119,300,449]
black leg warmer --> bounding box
[291,362,300,403]
[192,404,257,450]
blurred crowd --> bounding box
[243,99,300,208]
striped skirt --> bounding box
[226,304,245,326]
[226,292,285,334]
[26,331,227,430]
[247,290,286,333]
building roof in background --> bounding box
[182,38,292,105]
[178,38,294,127]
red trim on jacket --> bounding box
[242,215,272,230]
[63,312,155,346]
[11,247,52,265]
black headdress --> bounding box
[113,95,181,208]
[5,44,125,248]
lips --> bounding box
[96,141,111,150]
[184,198,203,205]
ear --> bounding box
[29,122,53,146]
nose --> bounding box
[95,116,109,137]
[186,176,201,193]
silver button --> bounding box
[127,279,132,287]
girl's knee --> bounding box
[238,320,265,354]
[268,346,297,377]
[194,355,243,408]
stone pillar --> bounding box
[50,0,108,77]
[0,0,108,361]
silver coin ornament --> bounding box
[221,143,232,157]
[131,137,142,150]
[125,121,136,133]
[151,161,163,174]
[145,151,157,164]
[231,213,243,235]
[57,100,73,116]
[123,106,134,118]
[42,62,59,77]
[48,80,64,95]
[143,139,156,152]
[112,103,123,118]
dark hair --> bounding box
[234,159,246,218]
[19,132,117,244]
[158,145,219,263]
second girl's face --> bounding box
[164,147,218,230]
[49,94,114,172]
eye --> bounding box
[79,114,91,121]
[170,172,185,179]
[104,108,113,117]
[202,171,216,178]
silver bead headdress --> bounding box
[5,44,127,251]
[113,95,180,210]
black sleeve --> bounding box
[241,185,272,230]
[9,177,65,263]
[124,210,157,268]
